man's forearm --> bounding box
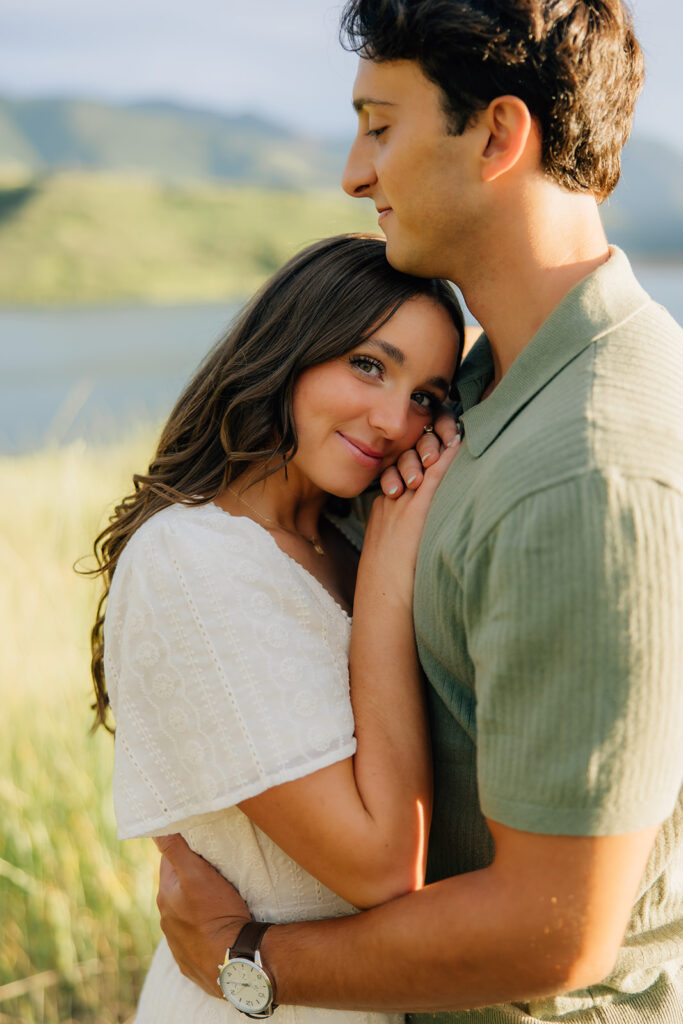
[257,823,654,1013]
[262,868,580,1013]
[157,825,652,1011]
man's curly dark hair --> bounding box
[340,0,644,201]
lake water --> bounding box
[0,302,240,453]
[1,262,681,455]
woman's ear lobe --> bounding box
[480,96,535,182]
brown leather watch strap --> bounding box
[230,920,273,961]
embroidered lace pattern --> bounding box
[105,502,401,1023]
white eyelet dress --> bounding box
[104,502,403,1024]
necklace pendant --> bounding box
[311,537,325,556]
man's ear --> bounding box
[479,96,535,182]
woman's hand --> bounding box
[380,406,460,499]
[341,435,460,891]
[361,436,461,609]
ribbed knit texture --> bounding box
[412,249,683,1022]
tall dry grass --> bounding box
[0,430,162,1023]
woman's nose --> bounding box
[368,394,410,439]
[342,135,377,197]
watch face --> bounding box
[219,956,273,1014]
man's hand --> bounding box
[380,405,460,498]
[154,834,252,998]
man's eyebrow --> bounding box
[352,97,398,113]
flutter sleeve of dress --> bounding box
[103,502,357,840]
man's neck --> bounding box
[458,186,609,384]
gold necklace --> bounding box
[227,487,325,556]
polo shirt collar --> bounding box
[456,247,651,457]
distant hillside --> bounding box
[0,95,681,307]
[0,172,377,305]
[1,96,682,258]
[0,95,349,189]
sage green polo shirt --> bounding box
[412,249,683,1023]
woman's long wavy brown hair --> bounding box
[87,233,464,732]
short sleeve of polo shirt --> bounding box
[465,470,683,836]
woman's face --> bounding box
[291,295,461,498]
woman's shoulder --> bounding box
[119,501,273,567]
[110,503,351,637]
[110,503,295,618]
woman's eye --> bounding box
[366,126,388,139]
[412,391,437,411]
[350,355,383,377]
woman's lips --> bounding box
[337,432,384,468]
[377,208,392,226]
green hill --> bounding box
[0,171,377,305]
[0,95,349,189]
[0,94,681,307]
[1,94,682,281]
[3,96,681,259]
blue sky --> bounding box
[1,0,681,151]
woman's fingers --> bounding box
[415,430,442,469]
[379,426,462,500]
[392,437,460,518]
[379,450,424,497]
[397,449,425,490]
[379,464,405,497]
[416,406,459,468]
[418,435,461,493]
[433,406,460,447]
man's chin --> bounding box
[384,237,435,279]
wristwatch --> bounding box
[218,920,277,1018]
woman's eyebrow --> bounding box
[426,375,451,393]
[365,339,450,392]
[366,337,405,365]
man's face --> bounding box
[343,58,485,281]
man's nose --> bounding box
[342,135,377,197]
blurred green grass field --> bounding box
[0,172,376,306]
[0,168,377,1020]
[0,430,161,1023]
